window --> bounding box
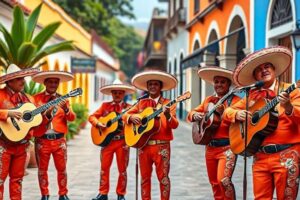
[271,0,292,29]
[194,0,200,14]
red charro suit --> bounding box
[223,81,300,200]
[89,101,130,196]
[187,95,240,200]
[33,91,76,196]
[0,87,39,200]
[124,97,179,200]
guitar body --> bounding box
[125,107,161,148]
[91,112,123,147]
[229,98,278,156]
[192,103,222,145]
[0,103,42,142]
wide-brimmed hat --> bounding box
[131,70,177,91]
[233,46,292,86]
[198,66,233,85]
[100,79,136,95]
[32,70,74,84]
[0,64,39,84]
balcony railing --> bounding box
[165,7,186,37]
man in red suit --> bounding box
[0,64,39,200]
[89,80,135,200]
[123,70,179,200]
[32,71,76,200]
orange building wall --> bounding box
[188,0,250,54]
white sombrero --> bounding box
[0,64,39,84]
[100,79,136,95]
[131,70,177,91]
[233,46,292,86]
[32,70,74,84]
[198,66,233,85]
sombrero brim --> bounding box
[32,71,74,84]
[131,70,177,91]
[100,84,136,95]
[198,67,233,85]
[233,46,292,86]
[0,68,39,84]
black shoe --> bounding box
[41,195,50,200]
[92,194,108,200]
[59,195,70,200]
[117,195,125,200]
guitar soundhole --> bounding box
[106,120,112,127]
[23,112,32,122]
[141,118,148,126]
[251,112,259,125]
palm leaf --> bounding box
[11,6,25,49]
[32,22,61,51]
[17,42,37,68]
[0,57,7,67]
[0,38,9,64]
[0,24,16,60]
[26,4,42,41]
[29,41,74,67]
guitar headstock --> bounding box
[68,88,83,97]
[176,91,191,103]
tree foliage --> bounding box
[53,0,144,77]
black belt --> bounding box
[259,144,292,154]
[112,135,124,140]
[42,133,64,140]
[208,139,230,147]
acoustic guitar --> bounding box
[91,107,131,147]
[0,88,82,142]
[192,89,234,145]
[125,91,191,148]
[229,82,300,156]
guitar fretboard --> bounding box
[147,99,176,121]
[258,84,296,118]
[31,94,70,116]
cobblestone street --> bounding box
[5,122,255,200]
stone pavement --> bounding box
[4,122,255,200]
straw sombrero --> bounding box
[233,46,292,86]
[0,64,39,84]
[32,70,74,84]
[100,79,136,95]
[198,66,233,85]
[131,70,177,91]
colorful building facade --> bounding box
[182,0,250,111]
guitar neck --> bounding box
[147,99,176,121]
[205,91,233,121]
[31,95,69,116]
[259,83,296,117]
[110,107,131,124]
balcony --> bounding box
[165,7,186,38]
[143,40,167,70]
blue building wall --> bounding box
[254,0,300,80]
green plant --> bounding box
[24,80,44,95]
[72,103,89,124]
[0,4,75,69]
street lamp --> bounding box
[292,20,300,51]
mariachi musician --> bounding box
[223,46,300,199]
[0,64,39,199]
[123,70,179,200]
[32,70,75,200]
[187,66,240,200]
[89,79,136,200]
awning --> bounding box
[181,26,245,69]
